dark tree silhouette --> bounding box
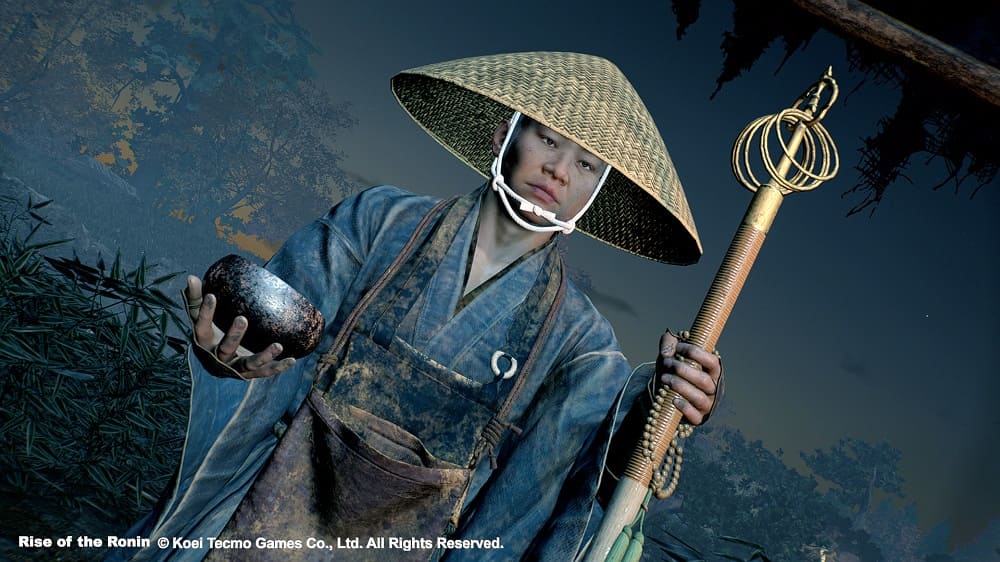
[800,438,905,517]
[648,426,884,561]
[670,0,999,215]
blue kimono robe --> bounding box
[117,185,652,561]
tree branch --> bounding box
[111,77,137,110]
[789,0,1000,107]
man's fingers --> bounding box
[661,368,713,415]
[232,343,296,379]
[670,395,704,426]
[239,357,297,380]
[185,275,203,301]
[242,343,284,371]
[187,278,297,379]
[216,316,247,362]
[658,331,678,359]
[676,342,721,395]
[188,276,226,352]
[655,333,722,425]
[185,275,204,321]
[194,293,219,347]
[670,355,717,398]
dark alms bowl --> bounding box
[202,254,324,359]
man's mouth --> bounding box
[527,183,558,205]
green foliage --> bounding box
[0,196,189,542]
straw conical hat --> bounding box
[391,51,701,264]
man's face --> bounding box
[492,119,608,226]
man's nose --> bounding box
[544,154,571,184]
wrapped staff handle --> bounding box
[584,68,840,562]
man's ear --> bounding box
[492,121,510,156]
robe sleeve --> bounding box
[114,186,434,561]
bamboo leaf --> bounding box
[24,220,44,244]
[128,301,141,328]
[28,211,52,225]
[23,259,41,276]
[30,469,67,493]
[151,271,182,286]
[97,419,129,437]
[0,333,47,362]
[45,256,101,282]
[10,248,35,272]
[118,320,132,355]
[166,335,188,354]
[720,537,766,550]
[86,464,113,491]
[0,415,23,435]
[29,390,64,418]
[26,440,59,468]
[110,250,123,281]
[52,368,95,382]
[155,314,168,356]
[77,495,114,517]
[51,370,63,395]
[134,254,147,287]
[24,418,33,456]
[133,476,144,508]
[9,325,57,333]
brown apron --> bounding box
[208,193,565,561]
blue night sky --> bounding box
[291,0,999,546]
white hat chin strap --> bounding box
[490,173,571,233]
[489,111,610,235]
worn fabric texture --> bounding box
[108,185,653,561]
[208,191,564,562]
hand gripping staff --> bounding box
[584,68,841,562]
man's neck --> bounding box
[464,190,554,296]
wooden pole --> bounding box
[583,70,840,562]
[789,0,1000,107]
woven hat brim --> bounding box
[391,58,702,265]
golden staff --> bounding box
[585,68,841,562]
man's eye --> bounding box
[580,161,595,171]
[540,136,555,147]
